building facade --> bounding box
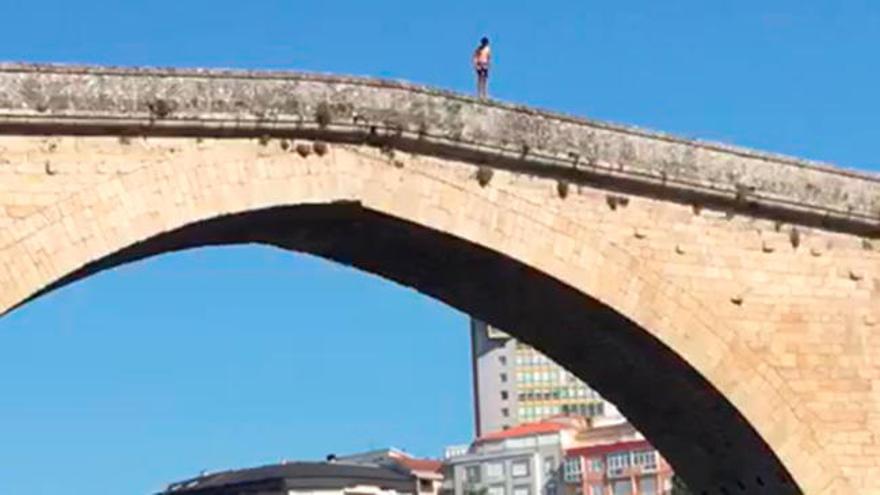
[443,418,588,495]
[160,461,422,495]
[562,421,673,495]
[470,319,618,436]
[161,449,443,495]
[340,448,444,495]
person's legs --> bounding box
[477,68,488,98]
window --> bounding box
[513,486,530,495]
[607,452,630,471]
[563,457,582,483]
[633,451,656,471]
[511,459,530,478]
[502,408,510,418]
[486,462,504,479]
[488,485,505,495]
[590,458,603,473]
[639,476,657,495]
[501,391,509,400]
[544,456,556,474]
[611,480,632,495]
[500,373,508,383]
[465,465,481,483]
[590,484,604,495]
[419,479,434,492]
[499,356,507,366]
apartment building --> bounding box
[470,319,618,435]
[160,461,420,495]
[160,449,443,495]
[562,420,673,495]
[443,417,588,495]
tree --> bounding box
[670,475,693,495]
[463,484,488,495]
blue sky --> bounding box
[0,1,878,494]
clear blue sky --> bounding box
[1,1,878,494]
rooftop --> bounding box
[160,461,415,495]
[476,419,572,443]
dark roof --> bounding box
[161,461,416,495]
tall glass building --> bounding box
[470,319,619,436]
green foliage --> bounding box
[670,475,693,495]
[463,485,488,495]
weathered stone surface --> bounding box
[1,64,879,495]
[0,63,877,235]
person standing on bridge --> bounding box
[473,37,491,99]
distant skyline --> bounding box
[1,1,878,494]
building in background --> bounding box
[445,416,674,495]
[161,449,443,495]
[562,420,673,495]
[160,461,422,495]
[340,448,444,495]
[443,417,587,495]
[470,319,619,436]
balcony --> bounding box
[444,445,470,459]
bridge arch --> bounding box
[0,139,845,494]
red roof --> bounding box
[394,456,443,473]
[477,421,568,443]
[386,450,442,473]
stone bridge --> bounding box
[0,64,878,494]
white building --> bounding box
[443,417,589,495]
[161,459,434,495]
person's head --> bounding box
[480,37,489,47]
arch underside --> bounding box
[24,202,800,495]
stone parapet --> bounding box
[0,63,877,235]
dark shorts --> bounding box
[476,65,489,78]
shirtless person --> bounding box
[473,37,491,99]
